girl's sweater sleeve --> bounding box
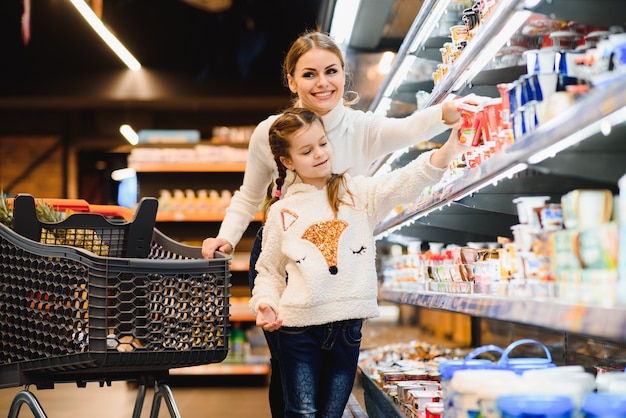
[216,117,276,248]
[248,207,287,316]
[359,149,447,224]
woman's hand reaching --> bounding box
[201,237,233,259]
[256,303,283,332]
[441,93,491,125]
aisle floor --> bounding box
[0,380,272,418]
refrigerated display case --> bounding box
[362,0,626,415]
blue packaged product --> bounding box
[582,393,626,417]
[497,394,574,418]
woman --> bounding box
[250,107,465,417]
[202,31,476,416]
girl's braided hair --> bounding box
[264,107,353,218]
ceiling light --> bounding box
[111,168,136,181]
[329,0,362,45]
[120,124,139,145]
[68,0,141,71]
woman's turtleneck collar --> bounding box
[320,100,346,133]
[292,99,345,133]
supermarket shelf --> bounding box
[156,211,263,222]
[378,288,626,341]
[374,77,626,238]
[230,254,251,272]
[357,368,403,418]
[529,0,626,28]
[130,162,246,172]
[230,312,255,322]
[169,363,270,376]
[230,296,254,322]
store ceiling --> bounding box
[0,0,422,149]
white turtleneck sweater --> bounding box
[217,100,451,249]
[249,150,445,327]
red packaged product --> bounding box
[459,103,483,146]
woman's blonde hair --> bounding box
[265,107,353,218]
[283,31,359,106]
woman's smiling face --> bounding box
[287,48,345,116]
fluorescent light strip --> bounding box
[378,51,396,75]
[374,97,392,116]
[69,0,141,71]
[373,148,409,177]
[527,106,626,164]
[374,158,528,241]
[408,0,452,54]
[383,55,416,98]
[453,163,528,201]
[375,204,441,241]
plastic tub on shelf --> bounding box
[497,339,556,375]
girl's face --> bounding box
[280,120,333,190]
[287,48,345,116]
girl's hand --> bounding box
[256,303,283,332]
[429,121,465,169]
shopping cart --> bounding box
[1,194,231,418]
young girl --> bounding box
[249,107,465,418]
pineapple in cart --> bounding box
[35,199,110,256]
[0,193,12,228]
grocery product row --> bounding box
[382,185,624,308]
[358,337,626,418]
[128,144,248,165]
[157,188,233,215]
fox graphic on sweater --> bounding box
[250,149,446,327]
[300,218,348,275]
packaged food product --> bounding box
[561,189,613,230]
[458,103,483,146]
[450,25,468,45]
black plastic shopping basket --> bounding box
[1,194,231,417]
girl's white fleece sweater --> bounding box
[249,150,446,327]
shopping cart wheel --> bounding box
[7,387,47,418]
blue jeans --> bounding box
[249,226,284,418]
[277,319,363,418]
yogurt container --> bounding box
[498,394,574,418]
